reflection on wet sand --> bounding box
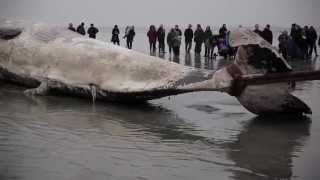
[165,52,232,71]
[194,54,202,69]
[0,84,208,179]
[0,84,201,142]
[185,53,192,67]
[0,83,312,180]
[0,53,318,179]
[145,43,243,72]
[204,57,215,70]
[225,116,310,180]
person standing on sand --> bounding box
[262,24,273,44]
[172,25,182,56]
[219,24,228,37]
[174,25,182,36]
[172,28,182,56]
[87,24,99,39]
[167,28,175,55]
[278,31,289,59]
[157,24,166,53]
[307,26,318,57]
[111,25,120,45]
[125,26,135,49]
[194,24,204,55]
[147,25,157,53]
[76,22,86,35]
[184,24,193,53]
[301,26,310,59]
[204,26,213,57]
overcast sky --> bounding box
[0,0,319,27]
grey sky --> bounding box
[0,0,319,27]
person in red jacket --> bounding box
[147,25,157,53]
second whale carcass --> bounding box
[0,19,313,115]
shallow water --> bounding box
[0,30,320,179]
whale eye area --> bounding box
[0,27,22,40]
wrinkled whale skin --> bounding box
[0,19,230,102]
[0,19,312,115]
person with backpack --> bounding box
[87,24,99,39]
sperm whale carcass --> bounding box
[0,19,315,115]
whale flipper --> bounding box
[24,81,49,96]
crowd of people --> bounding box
[68,22,320,60]
[278,24,318,60]
[69,22,136,49]
[68,22,99,39]
[147,24,234,59]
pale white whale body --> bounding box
[0,18,311,115]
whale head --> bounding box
[227,28,311,115]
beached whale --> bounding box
[0,18,313,115]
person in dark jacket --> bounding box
[76,22,86,35]
[307,26,318,57]
[87,24,99,39]
[172,25,182,56]
[219,24,227,37]
[111,25,120,45]
[125,26,135,49]
[262,24,273,44]
[68,23,76,32]
[172,28,182,56]
[278,31,289,59]
[253,24,262,37]
[288,24,304,59]
[290,24,299,43]
[157,24,166,53]
[175,25,182,36]
[147,25,157,53]
[184,24,193,53]
[209,35,219,58]
[301,26,309,59]
[167,28,175,55]
[194,24,204,55]
[174,25,182,36]
[204,26,213,57]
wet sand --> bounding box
[0,29,320,180]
